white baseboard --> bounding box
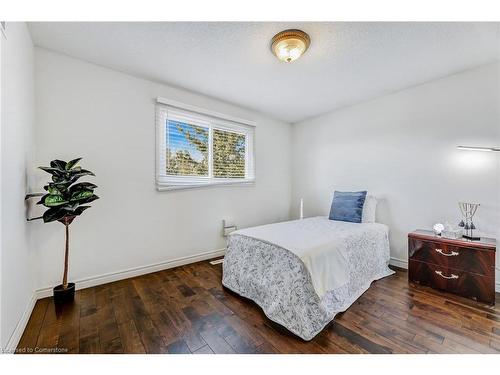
[35,248,226,299]
[389,256,408,269]
[389,256,500,293]
[4,292,37,353]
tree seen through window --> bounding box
[166,120,246,178]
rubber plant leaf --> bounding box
[50,180,71,188]
[69,182,97,193]
[69,170,95,184]
[69,166,82,173]
[60,203,79,212]
[48,185,63,196]
[36,193,50,205]
[40,166,65,176]
[70,190,94,202]
[77,194,99,205]
[65,157,82,170]
[39,158,98,223]
[50,160,67,170]
[44,194,70,207]
[72,206,91,216]
[42,207,67,223]
[51,174,70,183]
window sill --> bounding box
[156,179,255,192]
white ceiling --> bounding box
[28,22,499,123]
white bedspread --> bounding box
[233,216,388,298]
[223,216,394,340]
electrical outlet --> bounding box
[222,220,237,237]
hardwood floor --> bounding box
[17,260,500,354]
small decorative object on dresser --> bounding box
[432,223,444,235]
[408,230,496,304]
[458,202,480,241]
[441,225,463,240]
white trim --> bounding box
[35,248,226,299]
[3,293,36,353]
[389,256,408,269]
[0,23,3,350]
[208,123,213,178]
[156,97,256,127]
[156,100,256,191]
[157,178,255,191]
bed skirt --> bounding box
[222,234,394,341]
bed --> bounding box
[222,216,394,340]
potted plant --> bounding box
[37,158,99,304]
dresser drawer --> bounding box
[408,237,495,276]
[409,260,495,304]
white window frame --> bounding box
[156,97,256,191]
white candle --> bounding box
[300,198,304,219]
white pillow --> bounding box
[362,195,377,223]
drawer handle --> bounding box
[435,248,459,257]
[435,270,459,279]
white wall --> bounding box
[33,48,292,291]
[0,23,36,350]
[292,63,500,284]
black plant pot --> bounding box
[53,282,75,304]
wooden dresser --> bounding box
[408,230,496,304]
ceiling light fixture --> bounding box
[271,29,310,63]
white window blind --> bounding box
[156,99,255,190]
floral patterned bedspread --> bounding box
[222,218,394,340]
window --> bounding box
[166,120,209,177]
[156,99,255,190]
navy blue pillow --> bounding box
[329,191,367,223]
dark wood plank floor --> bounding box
[17,259,500,354]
